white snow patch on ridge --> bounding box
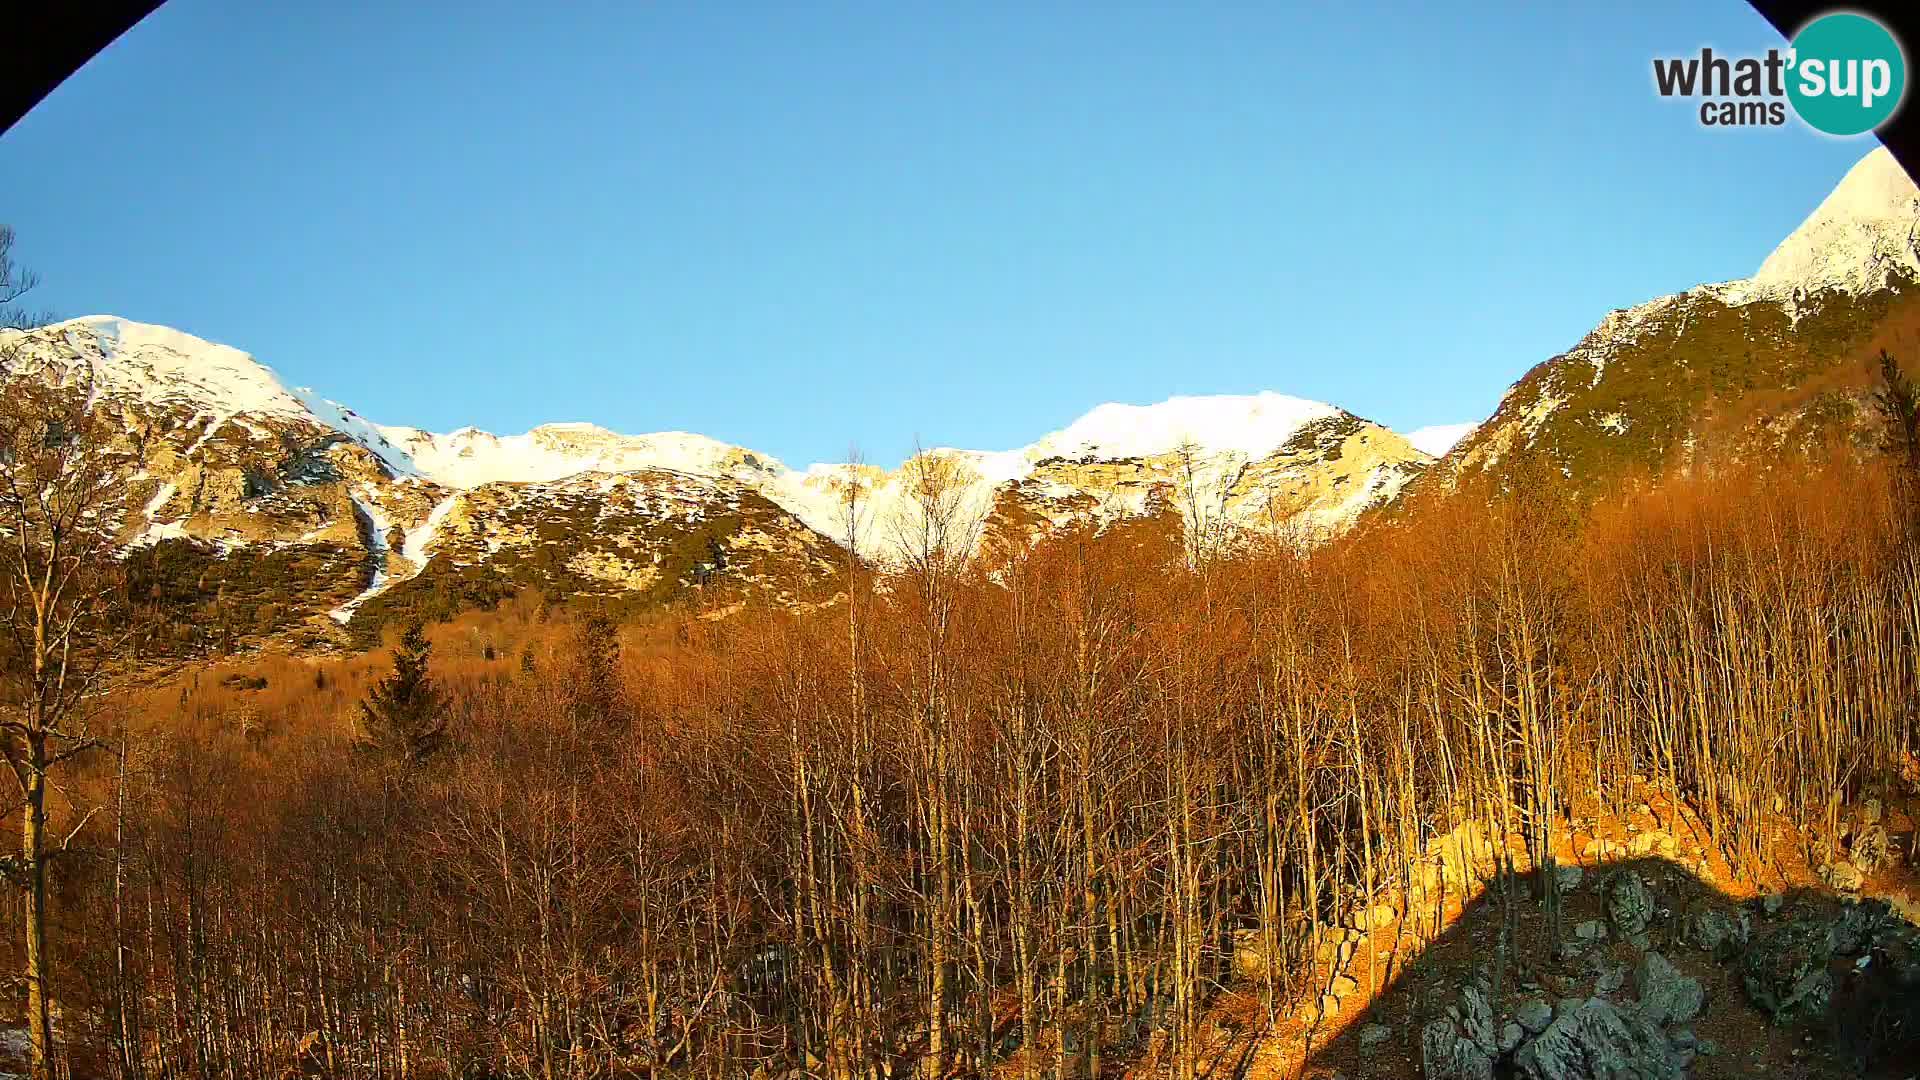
[1028,392,1339,462]
[328,491,394,625]
[72,317,314,420]
[38,314,1365,493]
[1404,422,1477,457]
[402,496,459,567]
[368,424,779,490]
[1509,147,1919,427]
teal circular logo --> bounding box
[1787,13,1906,136]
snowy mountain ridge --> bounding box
[1438,145,1920,492]
[9,145,1911,646]
[29,315,1425,553]
[72,314,1399,491]
[0,316,1429,641]
[1609,147,1919,336]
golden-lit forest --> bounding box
[10,6,1920,1076]
[11,439,1917,1079]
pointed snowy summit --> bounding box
[1747,146,1920,299]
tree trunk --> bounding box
[23,740,51,1080]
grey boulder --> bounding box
[1631,952,1703,1026]
[1513,997,1684,1080]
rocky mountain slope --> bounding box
[11,146,1911,653]
[1426,146,1920,497]
[0,318,1426,651]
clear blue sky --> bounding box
[0,0,1882,467]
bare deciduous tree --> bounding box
[0,305,135,1078]
[0,227,54,331]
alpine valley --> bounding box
[4,146,1917,656]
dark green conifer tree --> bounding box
[360,620,446,763]
[574,611,625,724]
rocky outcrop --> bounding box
[1680,905,1749,960]
[1629,953,1702,1028]
[1401,847,1920,1080]
[1420,969,1700,1080]
[1741,897,1920,1024]
[1741,912,1838,1021]
[1512,997,1682,1080]
[1604,870,1655,947]
[1419,1014,1494,1080]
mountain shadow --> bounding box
[1277,857,1919,1080]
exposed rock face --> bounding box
[1605,871,1655,944]
[1512,997,1683,1080]
[1849,824,1893,873]
[1727,896,1920,1071]
[1231,929,1274,983]
[7,148,1912,651]
[1332,797,1920,1079]
[1388,822,1920,1080]
[981,408,1428,557]
[1681,906,1750,961]
[1420,1016,1494,1080]
[1551,863,1585,894]
[1817,859,1866,892]
[1742,914,1838,1021]
[1517,999,1555,1035]
[1357,1023,1393,1053]
[1419,981,1500,1080]
[1454,985,1498,1053]
[0,320,1429,650]
[1419,979,1692,1080]
[1630,953,1703,1028]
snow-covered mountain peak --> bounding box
[1440,145,1920,496]
[368,422,786,491]
[58,315,314,420]
[1747,146,1920,298]
[14,317,787,492]
[1027,392,1344,463]
[1403,422,1478,458]
[5,313,1426,587]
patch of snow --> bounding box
[127,521,189,547]
[291,389,420,479]
[11,316,1446,557]
[369,423,771,490]
[1028,392,1337,462]
[180,413,230,459]
[401,495,458,567]
[64,317,316,420]
[328,490,393,625]
[1403,422,1478,457]
[1454,150,1917,482]
[143,481,177,520]
[130,476,188,546]
[21,146,1920,559]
